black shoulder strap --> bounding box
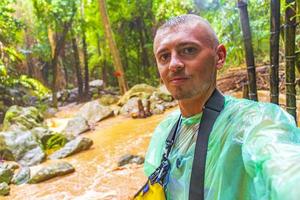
[189,89,225,200]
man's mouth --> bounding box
[169,76,189,84]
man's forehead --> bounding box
[154,23,213,52]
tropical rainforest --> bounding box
[0,0,299,198]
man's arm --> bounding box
[242,104,300,200]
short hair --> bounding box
[155,14,219,48]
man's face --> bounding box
[154,23,225,100]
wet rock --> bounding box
[63,116,90,140]
[110,105,121,116]
[152,104,165,115]
[2,105,44,131]
[77,100,113,124]
[89,79,104,88]
[42,107,58,119]
[49,137,93,159]
[150,91,173,102]
[11,166,30,185]
[31,126,54,142]
[0,182,9,196]
[68,89,79,103]
[163,101,178,109]
[120,97,139,116]
[0,168,13,184]
[0,161,19,171]
[28,161,75,184]
[117,84,157,106]
[98,94,119,106]
[118,154,145,167]
[0,129,46,166]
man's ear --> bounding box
[216,44,226,70]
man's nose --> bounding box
[169,53,184,72]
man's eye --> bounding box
[182,47,197,55]
[159,53,170,62]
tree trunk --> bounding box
[81,0,89,100]
[285,0,297,121]
[59,57,68,89]
[137,17,150,78]
[237,0,258,101]
[98,0,128,94]
[25,30,34,77]
[51,19,75,107]
[71,34,83,102]
[270,0,280,104]
[82,33,89,100]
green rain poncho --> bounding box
[144,95,300,200]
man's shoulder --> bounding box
[223,95,295,124]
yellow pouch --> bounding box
[133,180,166,200]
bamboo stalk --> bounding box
[270,0,280,104]
[285,0,297,121]
[237,0,258,101]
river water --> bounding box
[1,104,176,200]
[1,91,299,200]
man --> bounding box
[143,14,300,200]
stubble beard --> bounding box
[170,72,216,100]
[171,82,211,100]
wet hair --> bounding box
[155,14,219,48]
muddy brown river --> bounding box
[1,103,176,200]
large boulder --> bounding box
[2,105,44,131]
[0,161,19,172]
[0,168,13,184]
[117,84,157,106]
[28,161,75,184]
[150,91,173,103]
[63,116,90,140]
[98,94,119,106]
[118,154,145,167]
[0,182,9,196]
[49,137,93,159]
[76,100,113,125]
[0,129,46,166]
[11,166,30,185]
[89,79,104,88]
[120,97,140,116]
[31,126,55,142]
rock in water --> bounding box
[0,182,10,196]
[28,161,75,184]
[0,161,19,171]
[0,168,13,184]
[0,129,46,166]
[63,116,90,140]
[98,94,119,106]
[120,97,139,116]
[11,166,30,185]
[2,105,44,131]
[49,137,93,159]
[89,79,104,88]
[118,154,145,167]
[77,100,113,124]
[117,84,157,106]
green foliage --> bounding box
[42,133,67,154]
[0,63,50,99]
[19,75,50,98]
[153,0,195,22]
[2,0,299,96]
[0,0,24,71]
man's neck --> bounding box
[178,86,215,118]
